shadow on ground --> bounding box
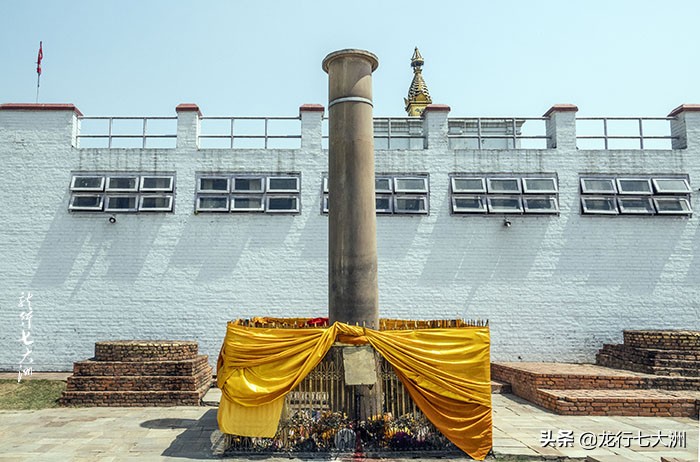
[141,409,219,459]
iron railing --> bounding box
[322,117,426,150]
[448,117,549,149]
[199,116,301,149]
[576,117,677,149]
[77,116,177,148]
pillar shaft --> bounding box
[323,49,380,329]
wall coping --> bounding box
[0,103,83,117]
[423,104,451,113]
[542,104,578,118]
[299,104,325,115]
[175,103,201,116]
[668,104,700,117]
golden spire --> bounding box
[405,47,432,116]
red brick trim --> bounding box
[299,104,325,114]
[423,104,451,113]
[0,103,83,117]
[543,104,578,117]
[175,103,201,116]
[668,104,700,117]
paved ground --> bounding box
[0,378,697,461]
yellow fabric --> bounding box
[217,396,284,437]
[217,321,492,460]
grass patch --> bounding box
[0,379,66,410]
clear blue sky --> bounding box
[3,1,699,117]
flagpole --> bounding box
[36,74,40,103]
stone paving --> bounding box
[0,381,697,461]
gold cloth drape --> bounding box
[217,321,492,460]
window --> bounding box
[195,173,301,214]
[322,174,429,215]
[451,174,558,215]
[69,172,175,213]
[580,175,692,216]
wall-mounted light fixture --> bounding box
[503,218,512,228]
[108,215,117,224]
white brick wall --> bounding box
[1,105,699,371]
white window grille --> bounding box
[69,173,174,213]
[195,173,301,214]
[580,175,692,216]
[451,174,558,215]
[322,174,429,215]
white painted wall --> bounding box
[1,104,698,371]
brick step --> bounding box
[623,330,700,351]
[65,368,212,392]
[59,384,210,407]
[491,380,511,394]
[492,362,700,392]
[94,340,198,362]
[537,388,700,417]
[72,355,210,377]
[596,352,700,377]
[599,344,700,362]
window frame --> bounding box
[653,197,692,215]
[451,177,487,194]
[105,176,139,193]
[487,178,521,194]
[487,195,524,214]
[197,176,230,194]
[581,196,619,215]
[231,195,265,212]
[104,195,139,213]
[69,194,105,211]
[70,175,105,192]
[523,196,559,214]
[452,195,488,214]
[616,178,653,196]
[139,195,174,212]
[266,195,300,213]
[393,195,428,214]
[196,195,230,212]
[267,176,300,193]
[580,177,618,194]
[522,177,558,194]
[140,175,174,192]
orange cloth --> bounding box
[217,321,491,460]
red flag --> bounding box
[36,41,43,75]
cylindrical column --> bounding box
[323,49,379,329]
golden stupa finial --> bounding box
[405,47,432,116]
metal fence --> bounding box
[321,117,426,150]
[576,117,677,149]
[77,117,177,148]
[218,318,487,455]
[199,116,301,149]
[222,350,458,455]
[448,117,550,149]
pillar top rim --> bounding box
[322,49,379,73]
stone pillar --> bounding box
[422,104,450,149]
[0,103,82,147]
[299,104,324,151]
[176,103,201,150]
[323,49,380,330]
[668,104,700,150]
[543,104,578,150]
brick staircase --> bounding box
[597,330,700,377]
[491,330,700,417]
[60,340,212,407]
